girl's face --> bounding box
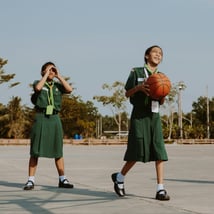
[47,67,57,80]
[42,66,56,80]
[145,47,163,66]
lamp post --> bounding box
[178,81,185,139]
[206,86,210,139]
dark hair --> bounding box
[144,45,163,63]
[41,61,55,72]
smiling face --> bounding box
[145,46,163,67]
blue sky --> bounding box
[1,0,213,115]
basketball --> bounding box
[146,72,171,100]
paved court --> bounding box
[0,144,213,214]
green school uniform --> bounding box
[124,67,168,163]
[30,80,66,158]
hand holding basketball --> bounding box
[137,82,150,96]
[146,73,171,100]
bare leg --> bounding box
[56,157,73,188]
[155,160,164,184]
[111,161,136,197]
[121,161,136,176]
[23,157,38,190]
[55,157,65,176]
[155,160,170,200]
[28,156,38,176]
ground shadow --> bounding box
[0,180,116,199]
[0,180,119,214]
[165,178,214,184]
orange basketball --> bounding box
[146,73,171,100]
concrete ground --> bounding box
[0,144,213,214]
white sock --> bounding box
[59,175,69,183]
[28,176,35,183]
[116,172,124,183]
[157,184,164,194]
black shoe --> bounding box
[111,173,125,197]
[156,189,170,201]
[23,180,34,190]
[58,179,74,188]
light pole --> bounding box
[96,116,102,138]
[178,81,185,139]
[206,86,210,139]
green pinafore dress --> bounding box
[30,80,66,158]
[124,67,168,163]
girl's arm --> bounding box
[125,83,150,98]
[34,69,50,92]
[57,74,72,93]
[54,67,72,93]
[159,97,165,105]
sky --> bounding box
[1,0,214,115]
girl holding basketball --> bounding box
[111,45,170,200]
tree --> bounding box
[93,81,128,140]
[99,112,129,138]
[192,96,214,138]
[0,103,8,137]
[0,57,21,137]
[160,81,186,140]
[0,58,20,87]
[161,83,177,139]
[60,95,98,139]
[4,97,28,138]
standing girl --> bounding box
[111,45,170,200]
[24,62,73,190]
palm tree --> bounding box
[5,96,27,138]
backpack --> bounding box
[31,92,39,105]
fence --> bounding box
[1,138,214,145]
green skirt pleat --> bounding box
[30,113,63,158]
[124,107,168,163]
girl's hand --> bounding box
[42,65,56,76]
[159,97,165,105]
[42,67,51,76]
[138,82,150,96]
[44,66,60,79]
[51,66,59,78]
